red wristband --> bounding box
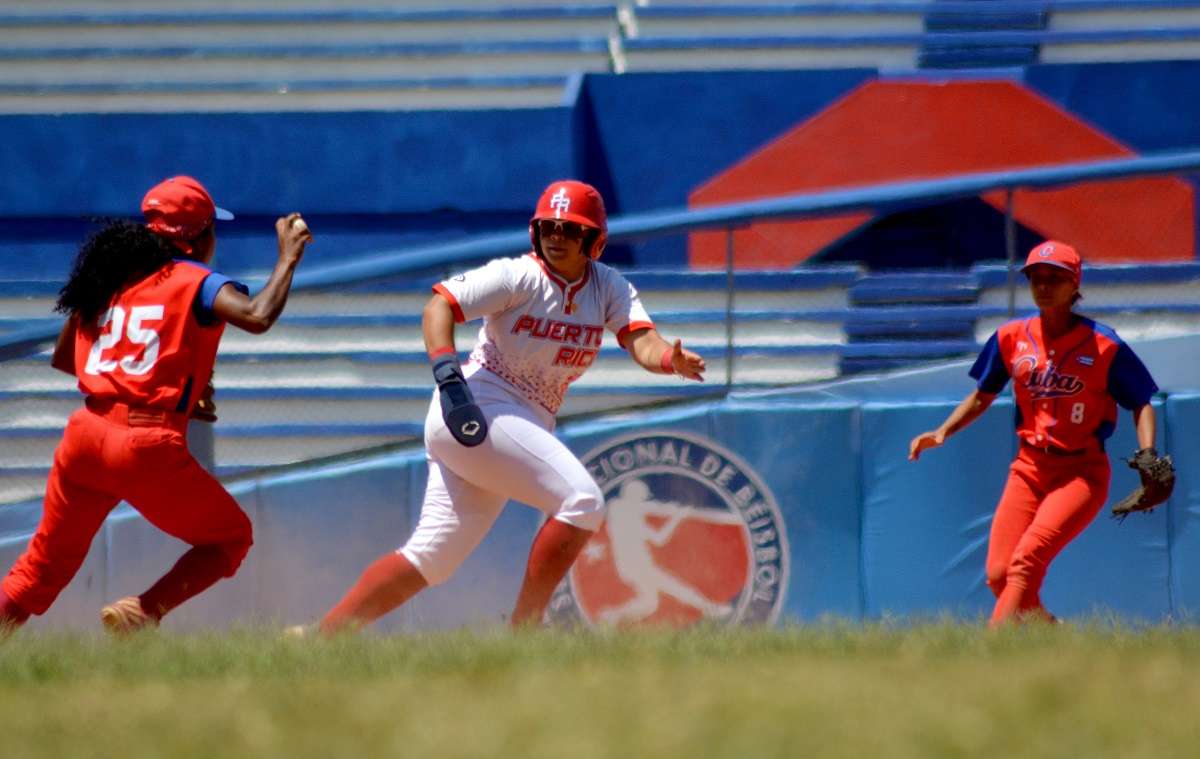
[660,345,675,374]
[428,346,456,360]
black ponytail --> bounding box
[55,219,174,323]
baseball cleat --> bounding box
[100,596,158,635]
[281,623,316,639]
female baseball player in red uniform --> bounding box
[312,179,705,634]
[909,241,1160,628]
[0,176,312,635]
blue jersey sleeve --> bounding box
[1108,342,1158,410]
[969,332,1010,394]
[193,272,250,326]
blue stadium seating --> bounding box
[5,261,1200,504]
[2,0,1199,506]
[3,1,1200,112]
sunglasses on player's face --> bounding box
[537,219,589,240]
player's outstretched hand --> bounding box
[908,430,946,461]
[669,339,706,382]
[275,212,313,264]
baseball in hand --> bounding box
[292,217,308,233]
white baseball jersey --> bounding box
[433,252,653,416]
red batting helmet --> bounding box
[529,180,607,260]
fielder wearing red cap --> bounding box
[141,175,235,256]
[307,180,706,635]
[0,176,313,635]
[1021,240,1082,288]
[909,240,1161,628]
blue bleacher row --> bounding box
[4,261,1200,504]
[2,1,1199,110]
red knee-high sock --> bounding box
[990,587,1021,628]
[0,585,30,631]
[139,545,234,620]
[320,552,427,636]
[510,519,593,628]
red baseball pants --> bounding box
[985,444,1110,627]
[2,400,252,618]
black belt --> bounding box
[1021,440,1089,457]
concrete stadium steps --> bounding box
[0,424,413,467]
[0,383,736,432]
[621,35,919,72]
[974,306,1200,344]
[0,469,52,508]
[4,1,1199,114]
[4,1,599,8]
[836,340,979,376]
[7,262,1200,504]
[0,42,612,84]
[216,311,848,354]
[0,266,861,504]
[625,268,858,311]
[0,343,844,395]
[842,271,982,373]
[0,307,849,353]
[617,0,1200,73]
[0,77,575,114]
[0,389,432,429]
[626,4,925,39]
[920,4,1045,69]
[849,271,981,306]
[0,8,619,47]
[0,5,617,112]
[976,265,1200,310]
[1049,5,1200,32]
[844,305,977,342]
[0,383,733,505]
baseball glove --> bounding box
[191,380,218,423]
[1112,447,1175,521]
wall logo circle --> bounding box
[549,430,789,627]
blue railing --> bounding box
[3,149,1199,362]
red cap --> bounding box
[1021,240,1081,286]
[141,176,233,255]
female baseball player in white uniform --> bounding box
[315,180,706,632]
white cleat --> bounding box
[281,623,316,639]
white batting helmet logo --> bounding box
[549,187,571,218]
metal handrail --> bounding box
[4,149,1199,362]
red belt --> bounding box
[1021,439,1090,457]
[85,397,189,432]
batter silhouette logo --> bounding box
[548,431,789,628]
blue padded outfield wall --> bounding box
[3,60,1200,280]
[4,333,1200,631]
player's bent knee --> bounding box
[217,522,254,577]
[555,483,606,532]
[986,571,1006,598]
[219,538,252,577]
[399,546,457,587]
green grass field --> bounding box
[3,622,1199,759]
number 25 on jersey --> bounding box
[84,304,164,376]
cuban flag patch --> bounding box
[1077,356,1094,367]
